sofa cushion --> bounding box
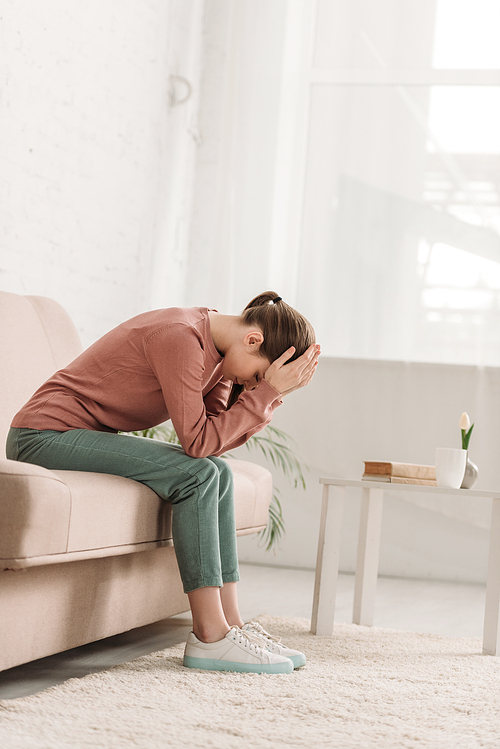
[56,470,171,554]
[0,458,271,569]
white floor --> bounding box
[237,564,487,638]
[0,563,487,700]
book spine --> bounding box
[362,475,437,486]
[390,477,437,486]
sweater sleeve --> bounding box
[144,323,282,458]
[203,378,232,416]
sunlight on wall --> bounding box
[428,88,500,157]
[419,242,500,324]
[432,0,500,68]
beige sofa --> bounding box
[0,291,272,672]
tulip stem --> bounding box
[461,424,474,451]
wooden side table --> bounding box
[311,478,500,655]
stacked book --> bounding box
[362,461,437,486]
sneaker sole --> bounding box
[290,653,306,669]
[183,655,293,674]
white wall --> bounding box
[237,356,500,584]
[0,0,203,347]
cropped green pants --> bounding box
[6,427,239,594]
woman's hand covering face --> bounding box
[264,344,320,396]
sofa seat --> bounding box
[1,456,271,571]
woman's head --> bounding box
[240,291,316,363]
[226,291,315,408]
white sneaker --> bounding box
[183,626,294,674]
[242,621,306,669]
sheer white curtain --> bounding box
[181,0,293,314]
[298,0,500,366]
[185,0,500,364]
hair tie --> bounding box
[269,296,282,305]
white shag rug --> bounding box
[1,616,500,749]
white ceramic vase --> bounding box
[461,453,478,490]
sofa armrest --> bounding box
[230,458,272,533]
[0,458,71,561]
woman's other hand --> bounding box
[264,344,320,396]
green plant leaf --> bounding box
[243,426,307,490]
[256,490,286,553]
[461,423,474,451]
[126,425,181,444]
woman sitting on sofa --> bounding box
[7,291,319,675]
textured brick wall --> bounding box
[0,0,178,347]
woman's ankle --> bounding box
[219,582,244,630]
[193,623,231,644]
[188,585,238,643]
[226,617,245,629]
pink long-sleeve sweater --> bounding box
[11,307,282,458]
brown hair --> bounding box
[227,291,316,408]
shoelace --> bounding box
[229,627,267,654]
[244,621,282,645]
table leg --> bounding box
[483,497,500,655]
[353,486,384,627]
[311,483,345,635]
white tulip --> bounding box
[459,412,471,430]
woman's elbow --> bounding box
[183,443,213,459]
